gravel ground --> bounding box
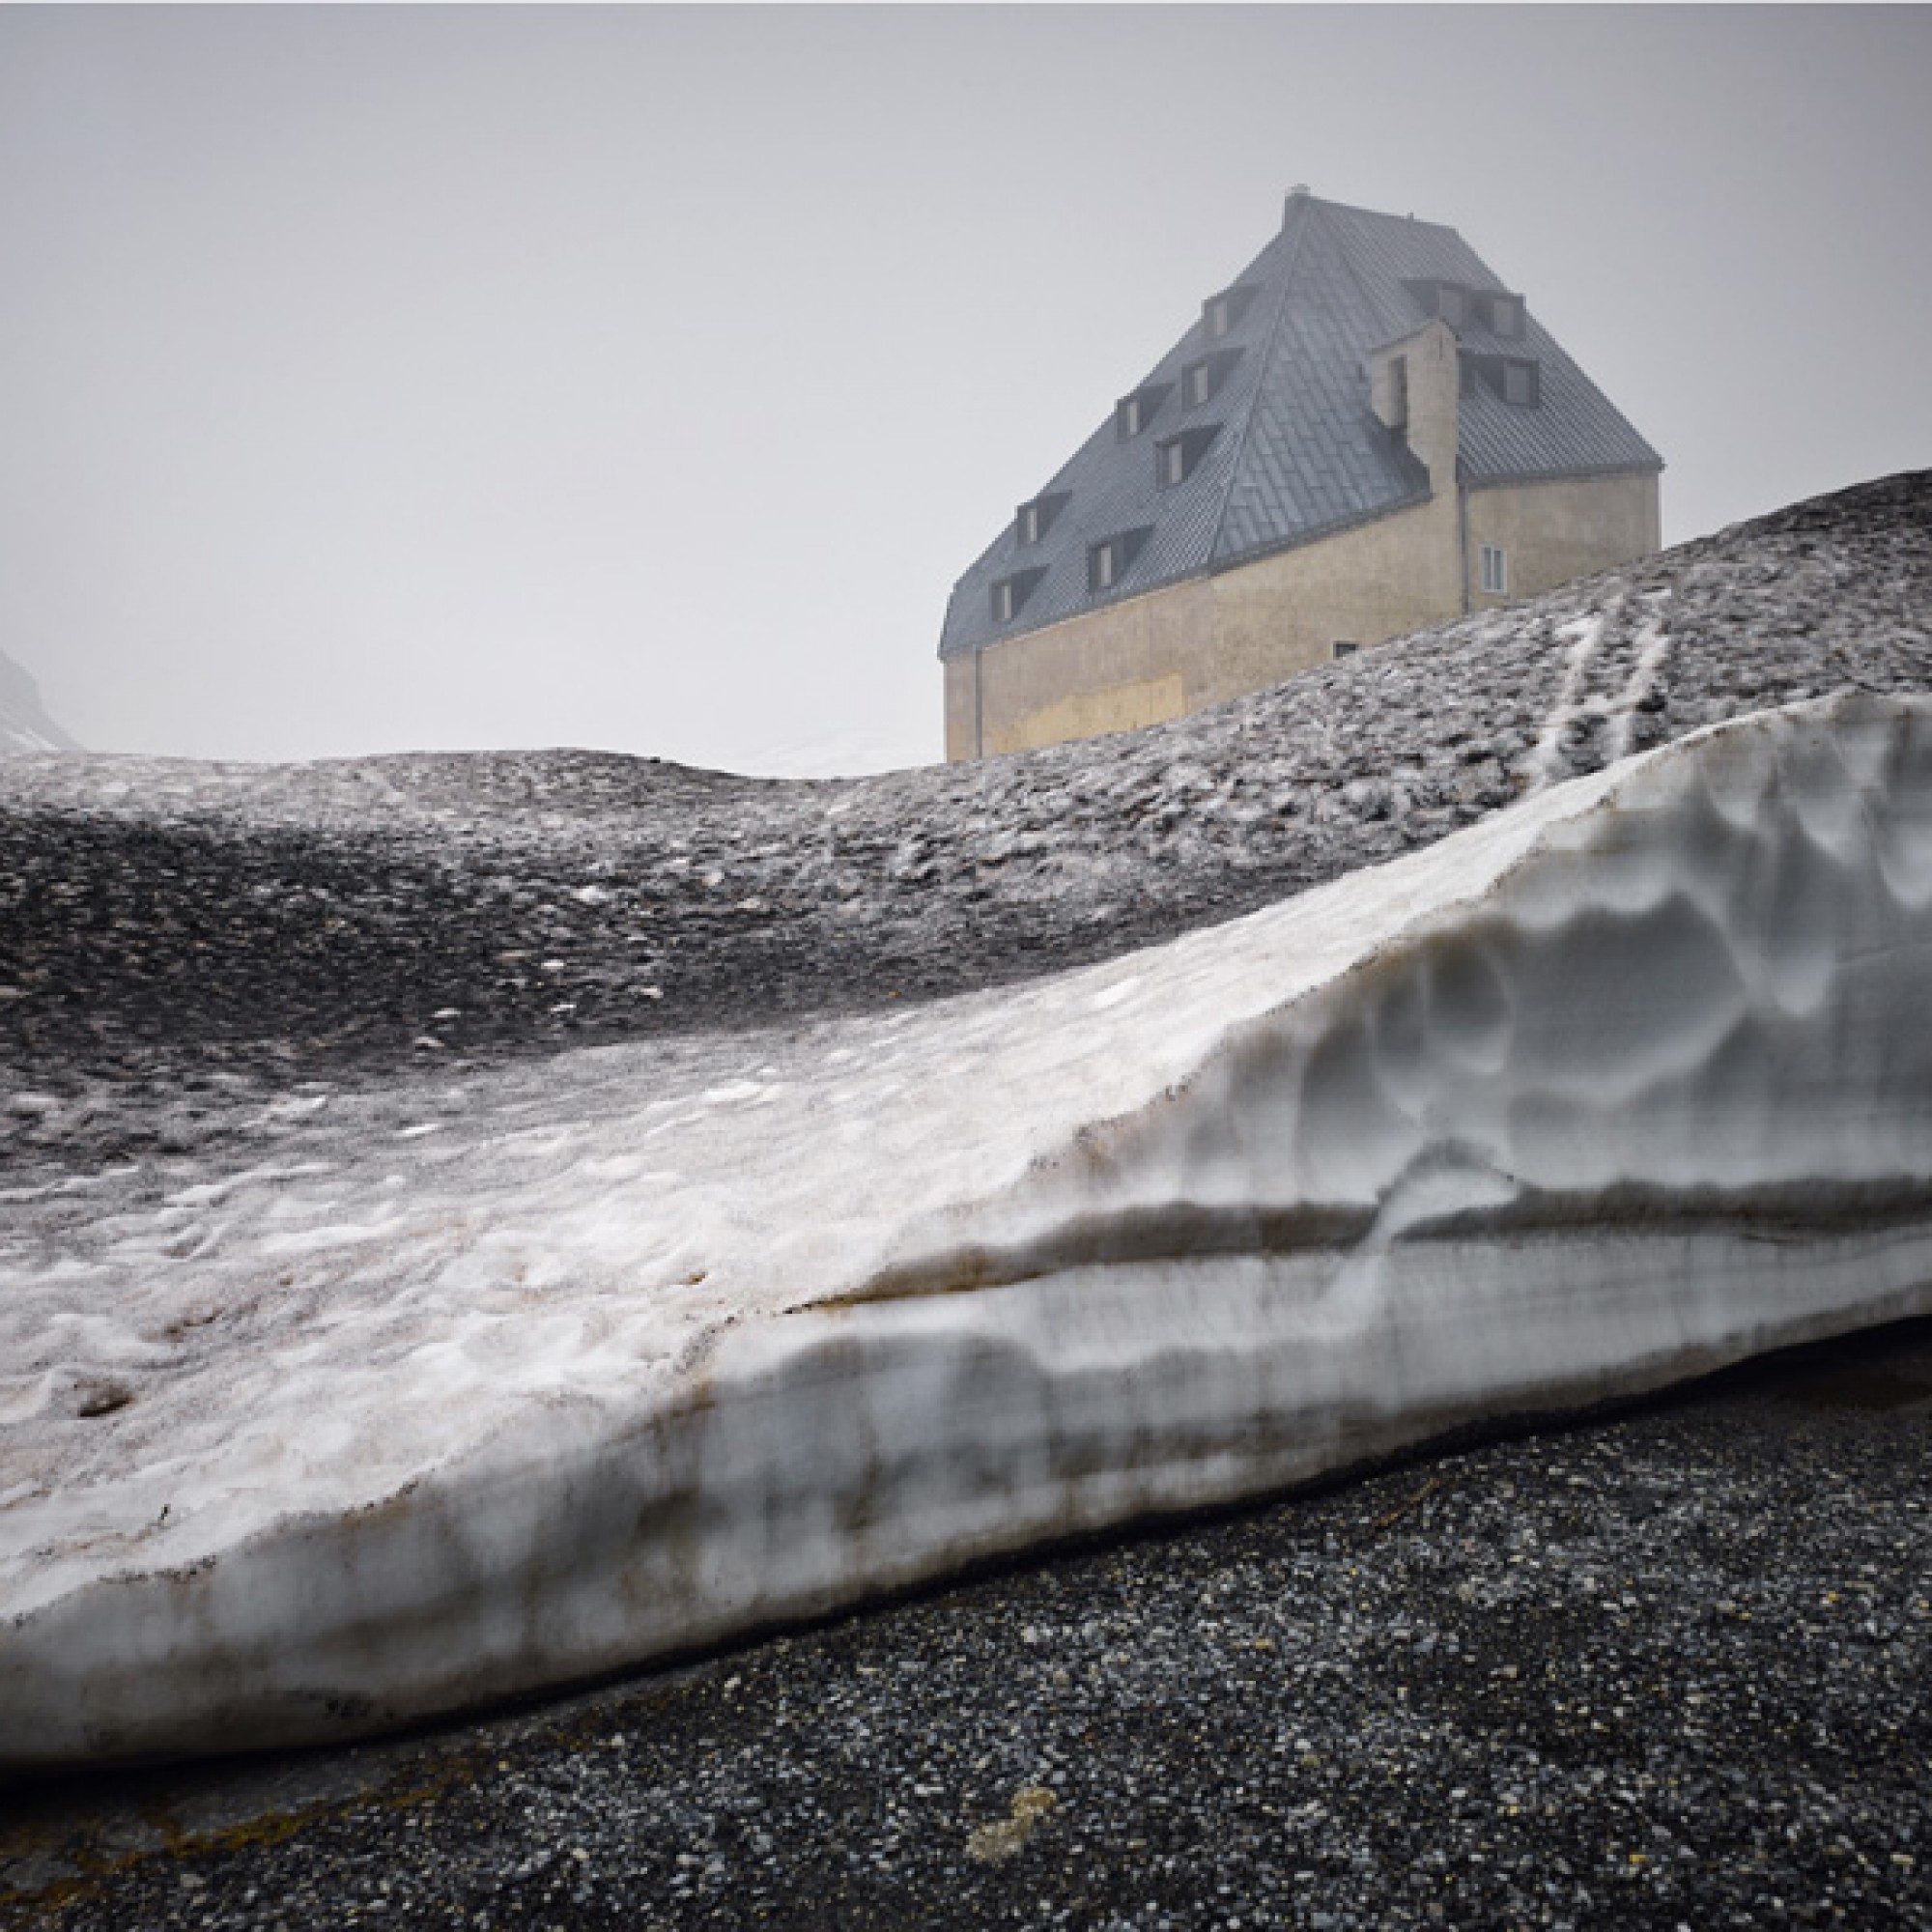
[3,1321,1927,1931]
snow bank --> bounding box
[5,692,1932,1769]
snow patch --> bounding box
[3,693,1931,1768]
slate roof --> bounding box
[939,192,1663,661]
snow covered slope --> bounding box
[5,690,1931,1769]
[0,648,75,755]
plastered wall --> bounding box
[944,465,1661,761]
[1463,471,1661,611]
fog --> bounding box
[3,6,1927,775]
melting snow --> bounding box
[3,694,1932,1767]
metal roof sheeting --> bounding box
[940,194,1662,661]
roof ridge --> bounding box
[1204,196,1317,564]
[1305,193,1461,238]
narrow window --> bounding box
[1480,545,1507,596]
[1332,640,1359,660]
[1116,394,1143,439]
[1184,359,1210,408]
[1205,295,1231,339]
[992,580,1015,623]
[1090,541,1118,592]
[1388,354,1409,429]
[1017,502,1040,546]
[1159,439,1186,488]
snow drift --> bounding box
[5,691,1932,1769]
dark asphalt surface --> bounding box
[4,1320,1928,1931]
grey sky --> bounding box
[3,6,1927,775]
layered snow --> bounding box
[6,692,1932,1768]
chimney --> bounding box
[1365,320,1460,497]
[1283,184,1311,227]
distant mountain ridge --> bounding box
[0,648,77,753]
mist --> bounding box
[3,5,1927,774]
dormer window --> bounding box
[1087,526,1151,594]
[1014,491,1068,547]
[1156,424,1220,489]
[1115,385,1169,440]
[990,566,1046,625]
[1481,291,1525,339]
[1435,283,1469,328]
[1180,347,1241,411]
[1460,351,1542,408]
[1202,284,1259,340]
[1501,358,1539,407]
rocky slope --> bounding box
[0,648,76,757]
[0,469,1927,1152]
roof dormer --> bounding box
[1479,290,1525,339]
[1115,384,1171,440]
[1087,526,1152,594]
[1014,491,1070,547]
[1201,283,1261,341]
[1180,347,1242,411]
[1461,352,1542,408]
[1156,424,1221,489]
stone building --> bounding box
[939,189,1663,760]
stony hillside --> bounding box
[1,469,1927,1138]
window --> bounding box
[1201,285,1258,341]
[1115,385,1169,439]
[1013,492,1067,547]
[1387,354,1409,429]
[1086,526,1151,595]
[990,568,1045,624]
[1462,353,1541,407]
[1180,349,1240,412]
[1483,292,1525,339]
[1436,283,1469,328]
[1332,640,1359,660]
[1154,424,1219,490]
[1480,545,1508,596]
